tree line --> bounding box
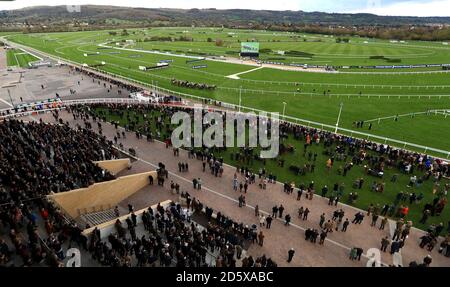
[3,21,449,42]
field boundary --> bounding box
[5,39,450,159]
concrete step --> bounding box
[80,209,117,227]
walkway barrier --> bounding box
[82,200,172,239]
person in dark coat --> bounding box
[266,216,273,229]
[287,248,295,263]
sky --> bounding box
[0,0,449,16]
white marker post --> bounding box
[238,86,242,113]
[335,102,343,133]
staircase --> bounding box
[80,209,117,227]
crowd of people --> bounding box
[2,63,449,267]
[0,116,119,266]
[0,117,117,199]
[76,101,450,265]
[0,109,278,267]
[87,200,276,267]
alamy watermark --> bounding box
[66,5,81,13]
[171,106,280,158]
[64,246,402,267]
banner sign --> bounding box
[186,58,205,64]
[263,62,450,70]
[192,65,208,69]
[241,42,260,54]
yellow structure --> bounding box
[48,171,157,218]
[94,158,131,176]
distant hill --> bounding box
[1,5,450,26]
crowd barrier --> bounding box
[82,200,172,239]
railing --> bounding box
[77,203,113,217]
[365,109,449,123]
[4,39,450,159]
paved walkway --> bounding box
[0,48,6,70]
[24,110,450,267]
[0,66,127,111]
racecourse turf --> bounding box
[4,28,450,155]
[6,48,40,67]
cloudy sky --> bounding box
[0,0,449,16]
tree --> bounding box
[215,39,224,47]
[207,38,213,42]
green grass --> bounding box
[6,49,18,66]
[5,29,450,155]
[0,32,20,37]
[6,48,40,67]
[90,106,450,232]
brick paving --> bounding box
[24,110,450,267]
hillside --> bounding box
[1,5,450,26]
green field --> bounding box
[0,32,20,37]
[4,28,450,156]
[6,48,40,67]
[90,106,450,232]
[114,27,450,67]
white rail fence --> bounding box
[365,109,449,123]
